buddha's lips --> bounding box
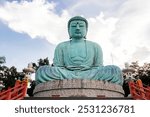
[75,32,81,34]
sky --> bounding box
[0,0,150,72]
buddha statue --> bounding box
[35,16,123,85]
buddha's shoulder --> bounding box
[56,41,70,48]
[86,40,101,47]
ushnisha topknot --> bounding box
[68,16,88,31]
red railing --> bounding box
[129,79,150,100]
[0,80,28,100]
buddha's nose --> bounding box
[76,23,80,30]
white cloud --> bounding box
[66,0,125,17]
[0,0,150,68]
[110,0,150,67]
[0,0,70,44]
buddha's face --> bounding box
[69,20,87,39]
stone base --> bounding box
[33,79,124,97]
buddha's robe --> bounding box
[36,40,123,85]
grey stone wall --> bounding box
[33,79,124,97]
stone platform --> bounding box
[33,79,124,97]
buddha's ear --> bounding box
[69,32,72,39]
[84,30,87,39]
[68,30,72,39]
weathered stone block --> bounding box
[33,79,124,97]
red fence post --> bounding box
[6,88,11,100]
[136,79,145,99]
[22,79,28,99]
[129,81,136,99]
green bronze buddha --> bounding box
[36,16,123,85]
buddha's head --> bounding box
[68,16,88,39]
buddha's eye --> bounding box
[79,24,84,27]
[71,23,77,27]
[71,25,76,27]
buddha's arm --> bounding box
[94,44,103,66]
[53,44,64,67]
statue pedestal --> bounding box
[33,79,124,97]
